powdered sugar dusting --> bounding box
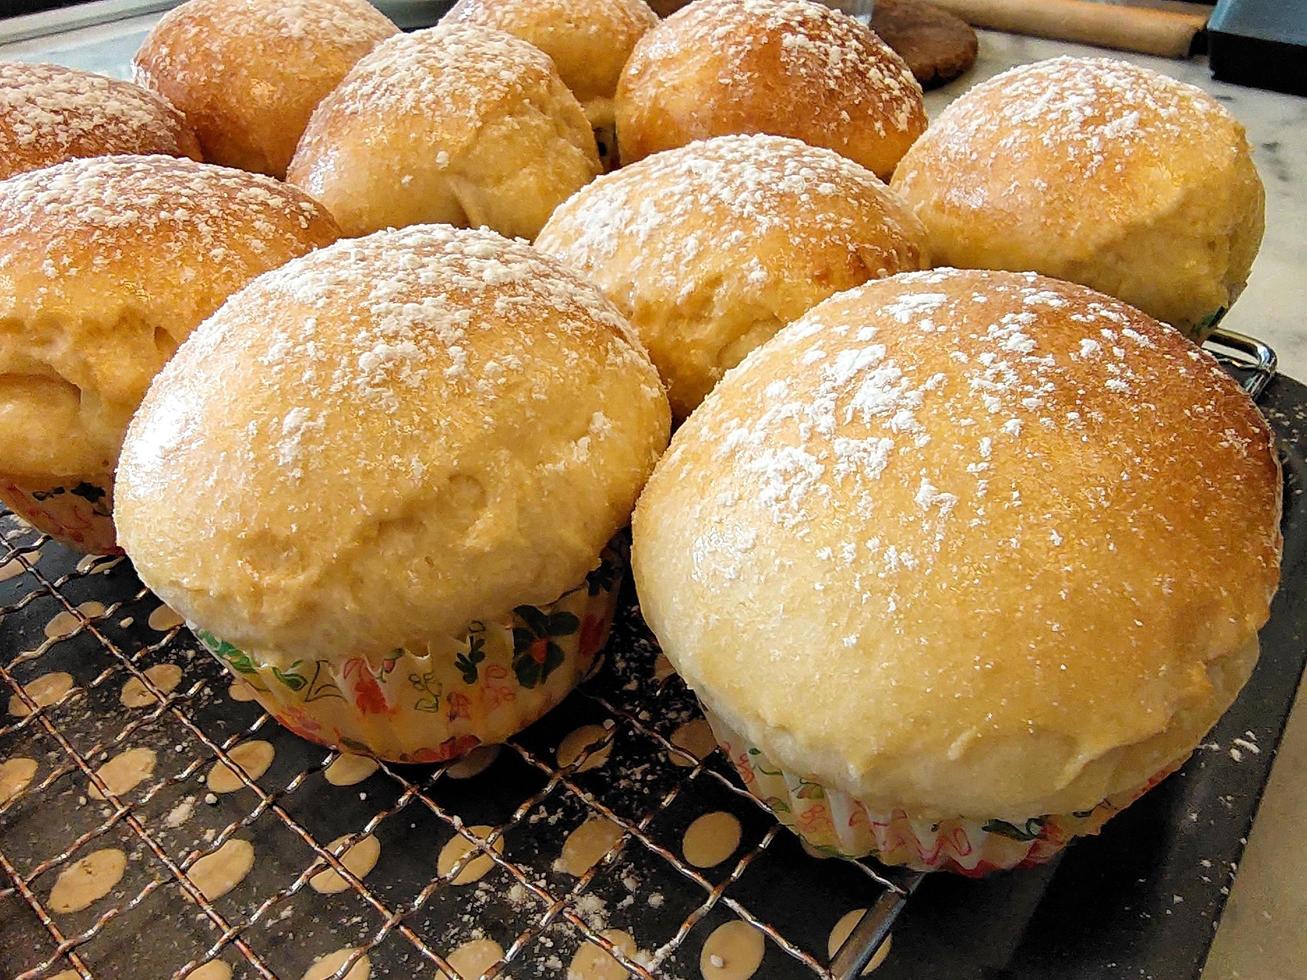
[0,62,195,180]
[673,268,1263,599]
[443,0,657,105]
[118,222,669,655]
[0,153,338,481]
[644,268,1280,805]
[0,154,330,281]
[305,24,558,135]
[902,56,1239,214]
[539,134,923,302]
[645,0,920,133]
[138,0,394,58]
[623,0,925,170]
[211,225,654,477]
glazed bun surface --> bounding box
[0,154,339,483]
[443,0,657,131]
[116,225,670,663]
[287,25,601,239]
[616,0,926,178]
[537,134,929,417]
[891,57,1265,339]
[633,268,1281,820]
[132,0,397,177]
[0,61,200,181]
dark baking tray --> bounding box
[1,368,1304,980]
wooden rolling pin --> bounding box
[927,0,1209,58]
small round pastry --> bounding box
[537,134,929,418]
[891,57,1265,341]
[869,0,978,90]
[442,0,658,168]
[615,0,926,179]
[0,62,201,181]
[0,155,340,554]
[132,0,398,178]
[288,25,602,240]
[115,225,670,762]
[633,268,1281,874]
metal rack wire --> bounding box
[0,329,1278,980]
[0,524,918,980]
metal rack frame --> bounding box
[0,330,1278,980]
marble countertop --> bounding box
[2,14,1305,980]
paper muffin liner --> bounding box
[0,476,119,555]
[704,708,1181,876]
[194,541,626,764]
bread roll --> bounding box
[0,155,339,553]
[287,25,601,240]
[0,62,200,181]
[116,222,669,675]
[891,57,1265,340]
[634,269,1280,831]
[443,0,657,164]
[616,0,926,179]
[537,134,929,417]
[133,0,397,178]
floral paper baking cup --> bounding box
[194,542,626,763]
[0,476,119,555]
[705,708,1181,876]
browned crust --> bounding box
[615,0,926,179]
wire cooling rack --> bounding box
[0,526,921,980]
[0,328,1279,980]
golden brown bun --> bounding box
[616,0,926,179]
[0,62,201,181]
[537,134,929,417]
[116,225,670,663]
[287,25,602,240]
[132,0,397,178]
[633,268,1281,821]
[0,155,340,484]
[442,0,657,132]
[891,57,1265,340]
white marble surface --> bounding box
[2,15,1306,980]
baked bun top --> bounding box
[116,225,670,663]
[0,155,340,482]
[633,268,1281,820]
[536,134,928,417]
[132,0,397,177]
[443,0,657,127]
[616,0,926,178]
[0,61,200,181]
[286,24,600,240]
[891,57,1264,337]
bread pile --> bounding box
[0,0,1276,878]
